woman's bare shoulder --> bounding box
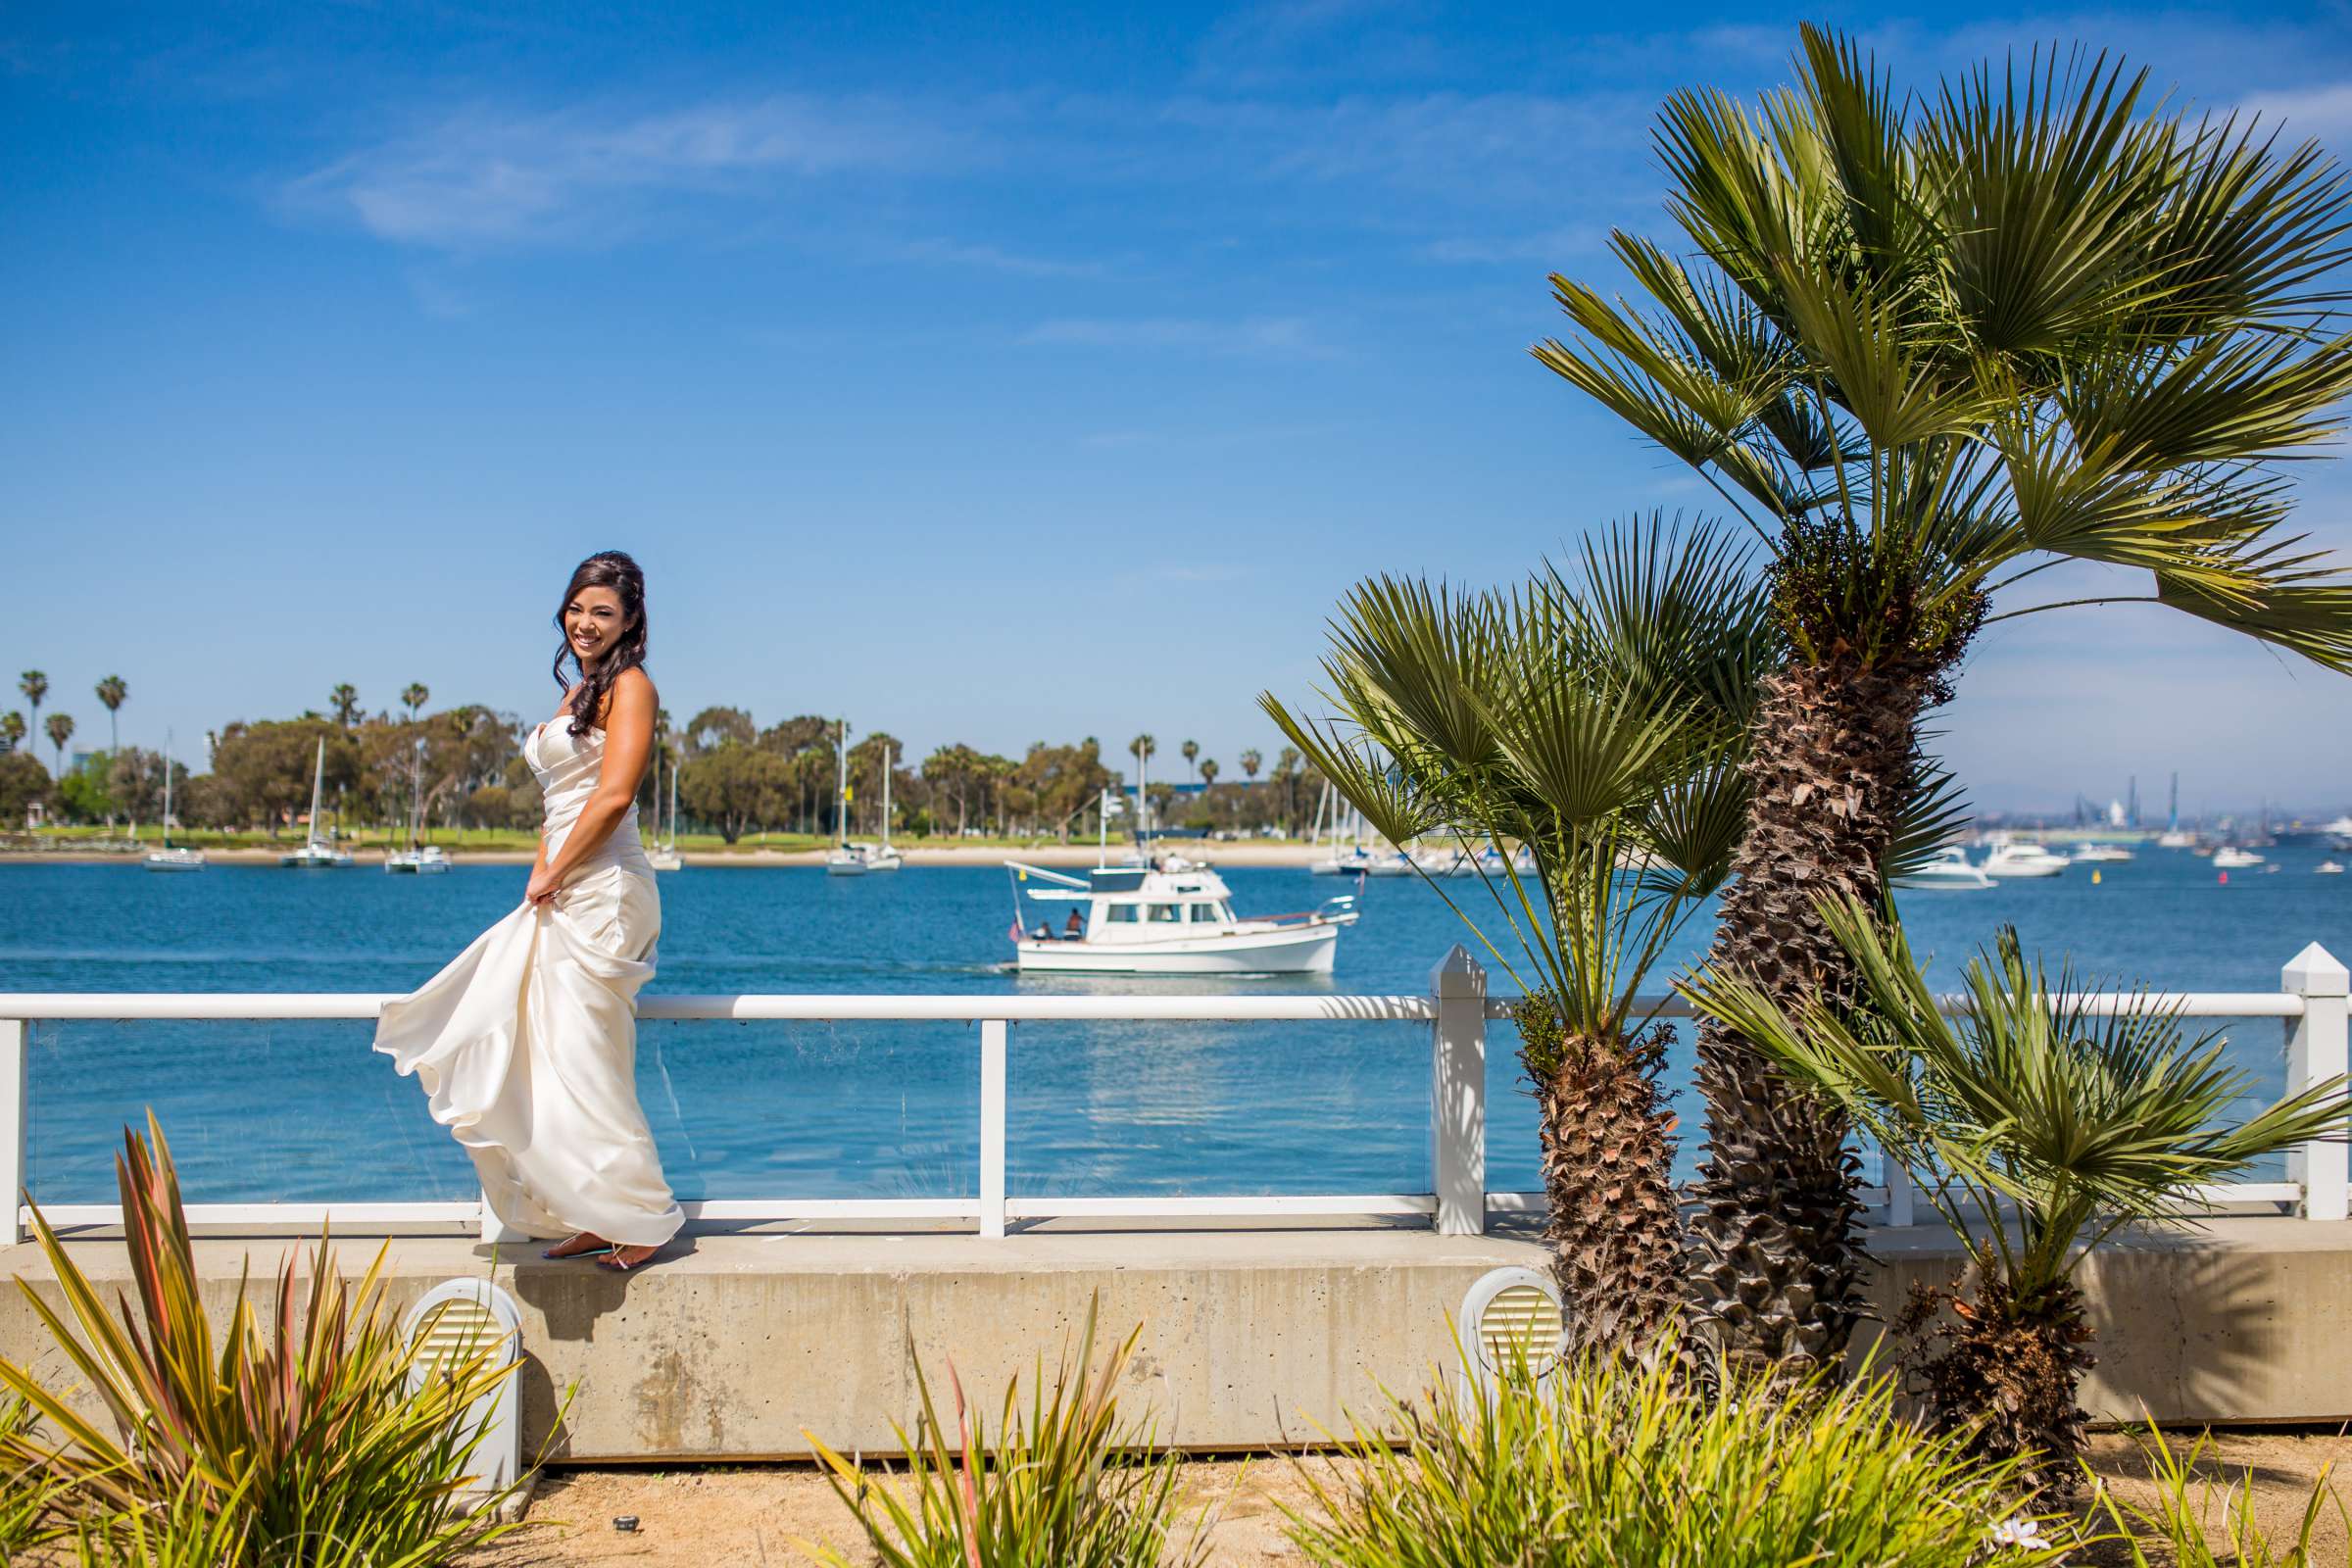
[612,666,658,705]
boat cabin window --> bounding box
[1106,905,1140,923]
[1190,903,1228,923]
[1148,904,1183,922]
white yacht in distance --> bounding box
[2324,815,2352,852]
[1981,839,2069,879]
[2157,829,2197,849]
[280,738,354,868]
[1899,846,1992,889]
[645,760,682,872]
[2070,842,2133,863]
[2213,845,2266,869]
[1006,856,1358,974]
[143,734,205,872]
[2318,860,2344,876]
[384,737,450,873]
[825,724,903,875]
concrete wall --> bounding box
[1,1218,2346,1461]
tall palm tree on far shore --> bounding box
[330,684,362,727]
[1536,26,2352,1375]
[1240,748,1261,782]
[94,675,126,754]
[0,712,24,754]
[1181,738,1200,782]
[18,673,46,774]
[44,712,73,778]
[401,684,429,723]
[1128,734,1156,830]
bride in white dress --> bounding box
[375,551,681,1272]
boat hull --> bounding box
[1016,922,1342,975]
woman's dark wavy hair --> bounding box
[551,551,649,738]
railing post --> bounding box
[0,1019,24,1247]
[979,1019,1007,1240]
[1429,946,1487,1237]
[1883,1156,1915,1228]
[2285,943,2350,1222]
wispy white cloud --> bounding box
[283,93,989,249]
[1022,315,1331,357]
[893,237,1101,278]
[1418,225,1595,265]
[2242,80,2352,142]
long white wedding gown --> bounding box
[374,718,683,1248]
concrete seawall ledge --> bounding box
[0,1218,2345,1459]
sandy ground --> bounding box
[461,1430,2352,1565]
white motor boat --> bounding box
[1007,856,1358,974]
[1898,846,1991,890]
[645,760,683,871]
[2319,860,2345,876]
[1980,839,2069,879]
[2069,842,2134,863]
[2212,845,2266,869]
[2324,815,2352,852]
[280,738,354,867]
[2157,829,2196,849]
[143,735,205,872]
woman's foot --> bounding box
[597,1243,662,1273]
[542,1232,615,1260]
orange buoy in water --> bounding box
[2091,868,2101,884]
[2220,870,2230,884]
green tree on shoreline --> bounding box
[94,675,126,754]
[43,712,74,778]
[17,673,46,775]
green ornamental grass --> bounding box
[0,1114,526,1565]
[804,1300,1209,1568]
[1285,1334,2073,1567]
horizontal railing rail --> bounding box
[0,940,2341,1245]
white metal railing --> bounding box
[0,943,2342,1245]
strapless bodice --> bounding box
[527,720,643,866]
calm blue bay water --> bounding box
[1,852,2346,1206]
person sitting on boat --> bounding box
[1032,921,1054,941]
[1064,909,1084,939]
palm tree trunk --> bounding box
[1900,1258,2094,1495]
[1517,1000,1683,1349]
[1684,653,1941,1374]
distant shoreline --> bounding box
[0,842,1335,869]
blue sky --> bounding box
[6,1,2352,813]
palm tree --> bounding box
[44,712,73,778]
[93,675,126,754]
[1198,757,1219,789]
[1536,27,2352,1373]
[1266,524,1776,1348]
[1690,899,2350,1487]
[0,712,23,754]
[401,684,429,723]
[329,684,362,727]
[1181,738,1200,782]
[1128,734,1156,830]
[1240,748,1261,781]
[18,673,46,774]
